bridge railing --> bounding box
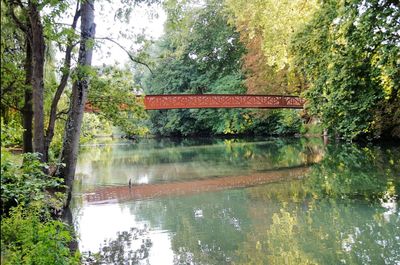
[85,94,304,112]
[144,94,304,110]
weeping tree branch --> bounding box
[96,36,153,74]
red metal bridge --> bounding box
[85,94,304,112]
[144,94,304,110]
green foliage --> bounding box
[1,204,80,265]
[245,109,303,136]
[305,144,400,201]
[300,123,324,136]
[0,151,64,214]
[141,0,246,136]
[145,0,246,94]
[1,150,77,264]
[292,0,400,140]
[225,0,318,95]
[80,113,113,144]
[89,66,148,136]
[140,0,303,136]
[225,0,319,70]
[1,119,24,147]
[0,2,26,122]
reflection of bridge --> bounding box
[84,166,309,204]
[85,94,304,112]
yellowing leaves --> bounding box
[226,0,319,70]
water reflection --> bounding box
[72,138,400,265]
[75,137,323,188]
[84,226,152,264]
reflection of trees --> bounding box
[236,144,400,264]
[304,144,399,200]
[237,199,400,264]
[76,139,400,264]
[237,201,400,264]
[83,227,152,265]
[129,191,251,265]
[76,137,325,188]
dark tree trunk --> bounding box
[23,41,33,153]
[28,3,46,161]
[59,0,95,207]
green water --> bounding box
[71,137,400,265]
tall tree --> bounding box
[22,41,33,153]
[28,1,46,161]
[142,0,252,136]
[58,0,95,206]
[4,0,74,160]
[43,1,81,159]
[2,1,34,152]
[292,0,399,139]
[225,0,319,94]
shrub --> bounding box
[0,151,64,215]
[1,204,80,265]
[1,119,24,147]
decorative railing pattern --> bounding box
[84,94,304,112]
[144,94,304,110]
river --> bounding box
[71,137,400,264]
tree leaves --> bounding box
[292,0,400,139]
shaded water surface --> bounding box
[72,137,400,264]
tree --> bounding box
[3,0,79,160]
[292,0,400,139]
[6,0,48,159]
[225,0,319,94]
[141,0,256,136]
[2,0,33,153]
[58,0,96,206]
[88,66,148,137]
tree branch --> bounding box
[45,2,81,149]
[56,109,70,118]
[8,2,29,34]
[96,37,153,74]
[1,98,23,112]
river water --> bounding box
[71,137,400,264]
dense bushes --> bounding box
[0,119,24,148]
[147,109,304,137]
[0,150,78,264]
[1,204,80,265]
[0,151,64,215]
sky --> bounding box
[92,2,166,66]
[55,1,166,68]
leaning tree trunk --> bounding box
[23,41,33,153]
[59,0,95,207]
[44,3,81,159]
[28,3,46,161]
